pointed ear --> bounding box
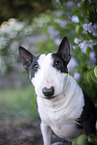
[57,37,71,64]
[19,46,33,70]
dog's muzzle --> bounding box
[42,86,55,99]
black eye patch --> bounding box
[29,56,40,79]
[52,53,68,73]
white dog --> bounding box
[19,37,97,145]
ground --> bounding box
[0,118,42,145]
[0,118,96,145]
[0,118,68,145]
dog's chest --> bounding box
[49,115,83,141]
[37,95,84,141]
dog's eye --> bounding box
[34,63,39,69]
[55,60,60,65]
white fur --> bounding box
[30,53,85,145]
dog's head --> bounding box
[19,37,71,99]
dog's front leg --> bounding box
[41,122,52,145]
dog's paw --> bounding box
[52,141,71,145]
[52,142,65,145]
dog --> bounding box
[19,36,97,145]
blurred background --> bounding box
[0,0,97,144]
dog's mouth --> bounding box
[44,95,56,100]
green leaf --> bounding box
[86,70,93,85]
[94,45,97,53]
[83,0,90,16]
[94,66,97,78]
[91,69,97,84]
[88,134,97,144]
[59,0,63,6]
[75,25,80,34]
[86,47,90,57]
[72,134,86,145]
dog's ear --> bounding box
[57,37,71,64]
[19,46,33,70]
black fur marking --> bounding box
[78,93,97,145]
[52,53,68,73]
[29,55,40,79]
[76,118,83,129]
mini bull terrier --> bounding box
[19,37,97,145]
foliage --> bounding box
[59,0,63,6]
[72,134,97,145]
[0,19,38,73]
[0,0,53,24]
[71,0,97,101]
[72,134,86,145]
[88,134,97,145]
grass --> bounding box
[0,86,38,121]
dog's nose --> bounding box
[42,86,54,96]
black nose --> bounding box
[42,86,54,97]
